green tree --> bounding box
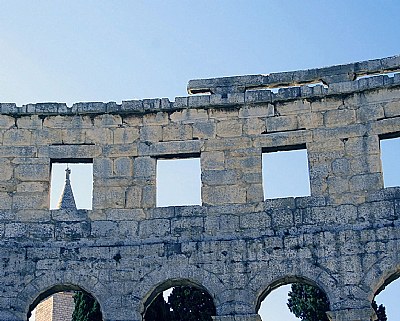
[145,286,215,321]
[372,300,387,321]
[287,283,330,321]
[287,283,387,321]
[168,286,216,321]
[72,291,103,321]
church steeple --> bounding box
[57,167,77,210]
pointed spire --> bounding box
[57,167,77,210]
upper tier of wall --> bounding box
[1,55,399,115]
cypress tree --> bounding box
[72,291,103,321]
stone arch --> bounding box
[142,278,217,319]
[17,270,108,320]
[249,262,338,313]
[360,255,400,302]
[138,262,223,316]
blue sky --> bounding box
[4,1,399,320]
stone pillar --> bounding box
[327,308,376,321]
[213,314,262,321]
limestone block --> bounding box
[356,103,384,123]
[102,144,138,157]
[140,125,162,142]
[202,185,246,205]
[266,115,298,133]
[0,159,13,181]
[93,158,113,178]
[39,144,101,159]
[134,157,156,178]
[32,128,63,145]
[143,112,169,126]
[327,176,350,194]
[246,184,264,203]
[3,129,32,146]
[209,108,239,120]
[15,164,49,181]
[12,192,48,210]
[0,146,36,158]
[344,136,379,157]
[188,95,210,108]
[201,151,225,170]
[121,100,144,112]
[16,115,42,129]
[312,124,367,142]
[204,137,252,152]
[15,210,50,222]
[383,100,400,118]
[170,109,208,123]
[349,154,381,174]
[138,219,170,238]
[0,192,12,209]
[173,97,188,108]
[216,120,243,138]
[254,130,311,148]
[85,128,113,145]
[143,98,161,111]
[202,170,239,186]
[193,121,216,139]
[243,118,265,135]
[92,187,126,209]
[324,109,356,128]
[225,156,261,173]
[73,102,106,113]
[118,220,139,238]
[171,216,204,236]
[16,182,48,193]
[139,140,202,156]
[297,112,323,129]
[141,184,156,208]
[105,209,144,221]
[61,128,87,144]
[245,90,272,104]
[275,100,311,116]
[239,104,274,118]
[125,186,142,209]
[113,157,133,177]
[43,115,93,129]
[4,223,26,238]
[349,173,382,192]
[369,116,400,135]
[162,124,193,141]
[113,127,139,144]
[94,114,122,128]
[331,158,350,175]
[311,97,343,112]
[0,115,15,129]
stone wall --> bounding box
[0,55,400,321]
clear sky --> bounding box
[4,1,399,320]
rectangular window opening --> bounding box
[380,134,400,188]
[156,155,201,207]
[262,145,310,199]
[50,159,93,210]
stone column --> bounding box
[327,307,376,321]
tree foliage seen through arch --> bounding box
[145,285,215,321]
[287,283,387,321]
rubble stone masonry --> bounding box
[1,55,400,321]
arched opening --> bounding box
[373,271,400,320]
[257,278,330,321]
[143,280,216,321]
[27,284,103,321]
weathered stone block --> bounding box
[266,115,298,133]
[216,120,242,137]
